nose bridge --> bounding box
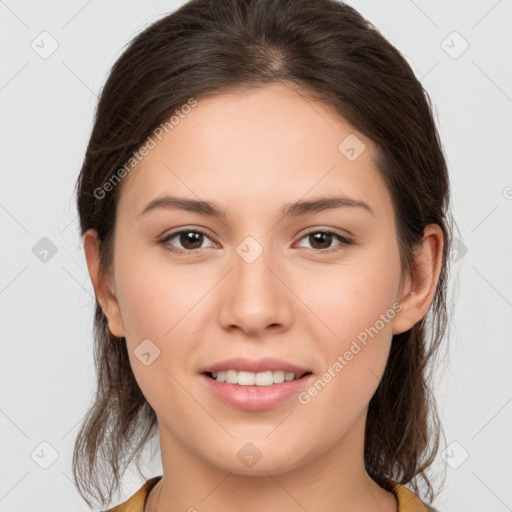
[233,233,279,298]
[218,232,287,332]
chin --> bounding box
[202,442,311,476]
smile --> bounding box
[201,371,314,411]
[206,369,309,386]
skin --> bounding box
[83,83,443,512]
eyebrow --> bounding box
[138,194,374,219]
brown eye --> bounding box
[297,229,353,252]
[308,232,333,250]
[177,231,204,250]
[160,229,215,254]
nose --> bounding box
[217,239,293,337]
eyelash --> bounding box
[159,227,354,256]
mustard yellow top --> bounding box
[104,476,437,512]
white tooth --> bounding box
[254,370,274,386]
[225,370,238,384]
[273,370,285,383]
[212,369,301,385]
[237,371,255,386]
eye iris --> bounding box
[180,231,203,250]
[310,232,332,250]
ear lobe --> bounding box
[82,229,126,338]
[392,224,444,335]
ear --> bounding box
[82,229,126,338]
[392,224,444,335]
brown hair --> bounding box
[73,0,454,508]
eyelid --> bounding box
[298,226,353,242]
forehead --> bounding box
[118,83,393,224]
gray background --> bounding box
[1,1,511,511]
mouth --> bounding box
[203,370,313,386]
[200,370,315,411]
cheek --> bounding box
[118,276,194,416]
[297,247,401,415]
[305,247,401,347]
[113,234,193,338]
[111,241,191,401]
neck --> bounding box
[145,412,397,512]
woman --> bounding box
[73,0,453,510]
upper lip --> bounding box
[200,357,312,375]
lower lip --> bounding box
[200,373,314,411]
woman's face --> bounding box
[91,83,415,474]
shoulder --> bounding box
[103,476,162,512]
[391,483,439,512]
